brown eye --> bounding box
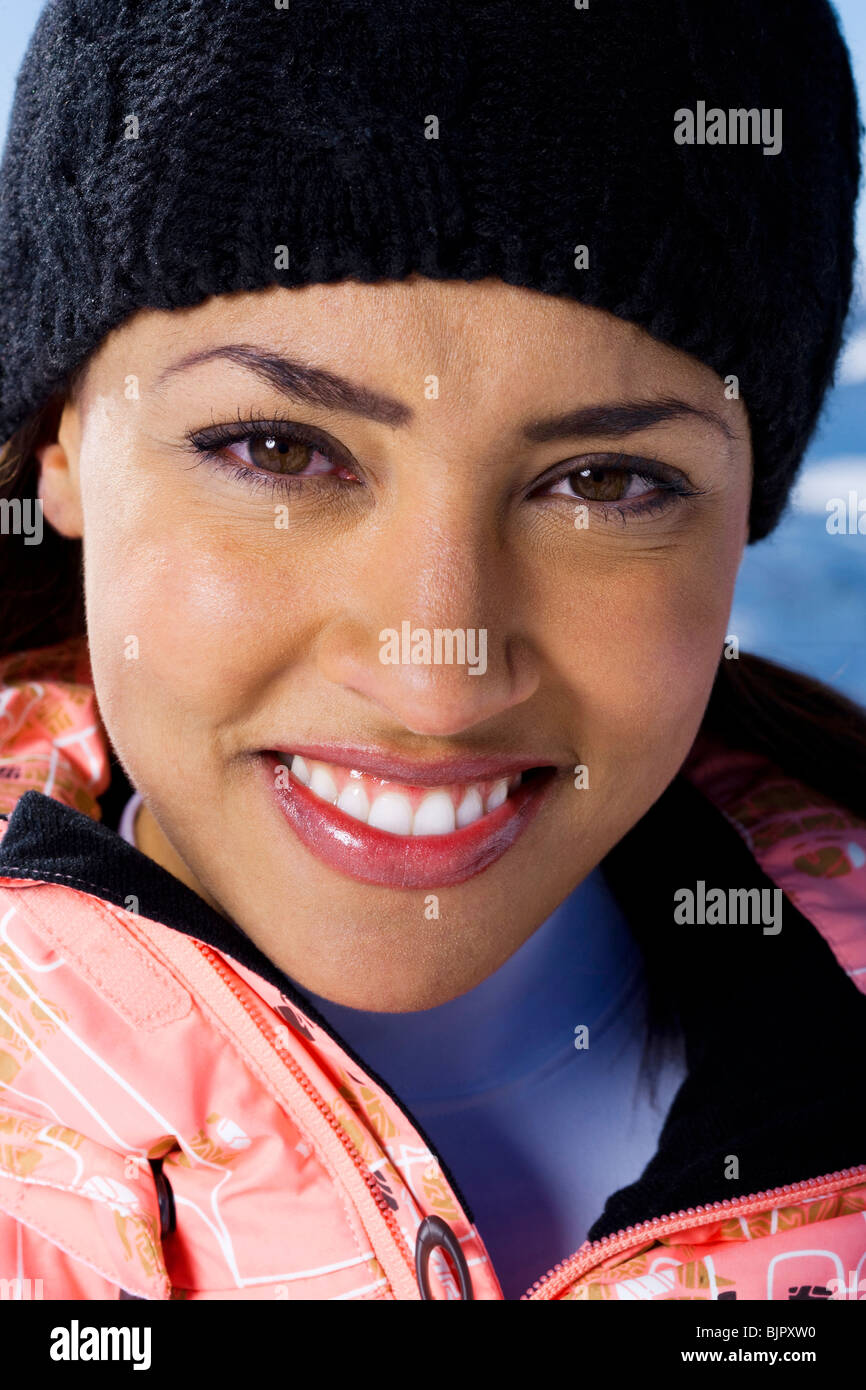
[190,419,361,485]
[560,465,649,502]
[248,435,317,474]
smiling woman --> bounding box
[27,280,754,973]
[0,0,863,1318]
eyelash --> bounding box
[185,413,701,520]
[186,411,355,500]
[531,454,700,522]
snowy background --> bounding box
[1,0,864,704]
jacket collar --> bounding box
[595,772,866,1237]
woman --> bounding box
[0,0,863,1301]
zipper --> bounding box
[191,941,419,1288]
[521,1164,866,1300]
[193,940,866,1303]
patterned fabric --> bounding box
[0,638,864,1300]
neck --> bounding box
[300,868,644,1101]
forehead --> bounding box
[84,274,735,425]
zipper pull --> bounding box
[119,1157,175,1300]
[415,1216,474,1300]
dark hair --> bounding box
[0,392,85,656]
[704,648,866,820]
[635,649,866,1098]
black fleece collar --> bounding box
[0,777,863,1247]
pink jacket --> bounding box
[0,638,864,1301]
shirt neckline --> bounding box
[118,790,143,849]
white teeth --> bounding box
[412,791,456,836]
[336,780,370,824]
[289,754,527,835]
[456,787,485,828]
[309,764,339,803]
[486,778,509,812]
[291,754,311,786]
[367,792,413,835]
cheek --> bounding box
[80,463,324,750]
[542,526,742,782]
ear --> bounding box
[35,400,84,539]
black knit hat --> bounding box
[0,0,860,540]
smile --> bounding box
[260,747,557,888]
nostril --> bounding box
[415,1214,474,1300]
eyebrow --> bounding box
[155,344,737,444]
[522,395,737,444]
[155,344,412,427]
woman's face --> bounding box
[38,276,751,1010]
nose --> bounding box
[314,509,540,737]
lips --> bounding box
[260,748,557,888]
